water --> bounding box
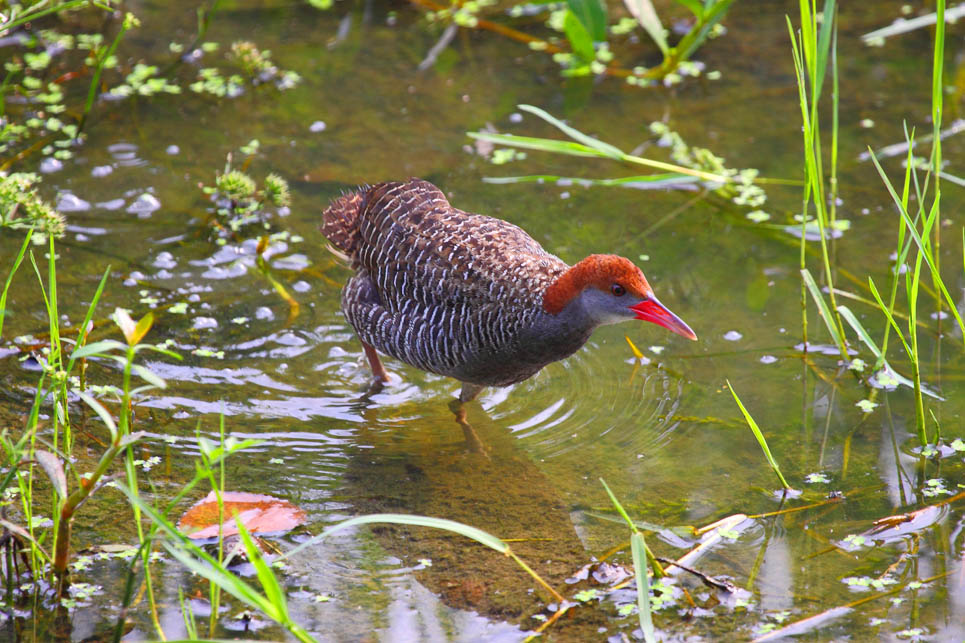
[2,0,964,640]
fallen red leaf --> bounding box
[177,491,306,539]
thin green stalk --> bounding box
[114,341,164,639]
[878,127,917,362]
[789,3,848,360]
[0,229,33,340]
[829,21,839,225]
[202,417,227,638]
[80,12,139,131]
[598,478,665,575]
[0,0,97,35]
[46,235,71,455]
[930,0,944,310]
[18,374,48,577]
[907,243,927,444]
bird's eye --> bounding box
[611,284,626,297]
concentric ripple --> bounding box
[483,338,688,460]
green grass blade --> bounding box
[836,304,940,399]
[812,0,836,104]
[631,532,656,643]
[71,339,126,360]
[482,173,697,188]
[726,380,791,490]
[0,229,33,340]
[800,268,846,353]
[599,478,639,533]
[468,132,607,158]
[46,235,59,359]
[473,108,736,184]
[236,519,288,618]
[865,278,912,356]
[868,150,965,336]
[565,0,607,42]
[835,305,887,364]
[676,0,735,61]
[64,266,111,373]
[518,104,626,159]
[563,9,595,62]
[77,392,119,442]
[932,1,945,135]
[162,543,284,622]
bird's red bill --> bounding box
[629,297,697,341]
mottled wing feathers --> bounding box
[322,178,590,386]
[341,179,568,314]
[320,191,366,257]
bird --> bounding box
[322,178,696,402]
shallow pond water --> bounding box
[2,0,965,640]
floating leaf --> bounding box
[746,210,770,223]
[178,491,306,539]
[855,399,878,413]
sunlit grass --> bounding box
[726,380,792,491]
[787,0,848,360]
[599,478,656,643]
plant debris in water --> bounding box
[178,491,307,539]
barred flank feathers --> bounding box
[321,190,366,258]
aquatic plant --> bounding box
[0,172,65,242]
[0,6,300,173]
[600,479,656,643]
[789,0,961,449]
[0,232,179,635]
[418,0,735,85]
[469,104,772,215]
[205,158,292,233]
[787,0,848,360]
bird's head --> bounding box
[543,254,697,340]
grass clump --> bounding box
[206,158,292,234]
[0,173,65,242]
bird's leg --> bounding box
[447,398,490,457]
[361,341,390,382]
[458,382,484,403]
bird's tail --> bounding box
[321,188,367,260]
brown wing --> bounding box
[354,179,568,315]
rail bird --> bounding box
[322,178,696,402]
